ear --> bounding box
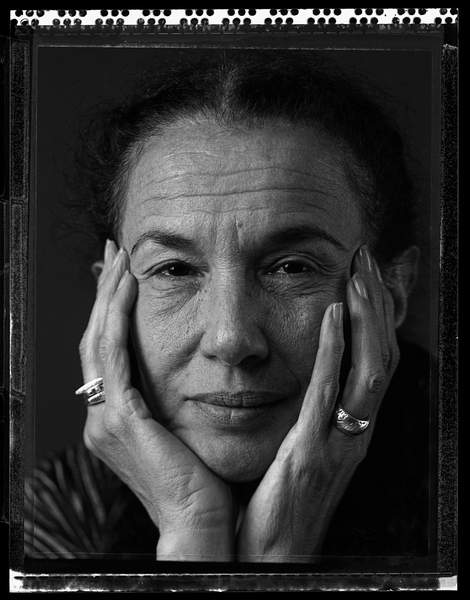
[91,260,104,282]
[383,246,420,329]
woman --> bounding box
[25,52,430,562]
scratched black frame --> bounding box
[5,16,457,592]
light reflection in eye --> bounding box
[272,261,313,275]
[267,258,317,276]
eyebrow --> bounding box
[131,224,346,256]
[262,224,347,251]
[131,229,196,255]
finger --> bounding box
[101,265,139,405]
[80,247,129,383]
[83,241,119,342]
[339,273,387,422]
[100,238,119,281]
[82,239,118,337]
[297,302,344,439]
[382,283,400,373]
[94,246,126,322]
[356,246,389,370]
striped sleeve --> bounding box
[24,442,135,559]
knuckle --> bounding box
[366,369,386,394]
[98,333,117,364]
[83,421,104,455]
[325,336,345,357]
[352,437,369,463]
[83,429,97,454]
[84,408,128,457]
[98,338,108,363]
[386,350,399,374]
[83,429,94,452]
[107,297,121,316]
[334,436,369,466]
[381,347,390,367]
[103,408,126,437]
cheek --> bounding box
[130,287,194,381]
[265,281,345,390]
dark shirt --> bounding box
[24,341,432,561]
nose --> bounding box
[200,271,269,367]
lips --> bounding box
[188,391,285,409]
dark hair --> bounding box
[68,50,417,268]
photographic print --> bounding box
[5,8,458,592]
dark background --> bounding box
[31,45,439,468]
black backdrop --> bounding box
[31,45,439,467]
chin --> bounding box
[209,456,270,483]
[184,432,281,483]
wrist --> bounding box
[157,526,235,562]
[236,468,353,563]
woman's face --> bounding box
[121,119,364,482]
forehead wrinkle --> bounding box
[131,131,355,210]
[140,186,333,206]
[136,134,350,186]
[124,123,364,251]
[160,150,222,160]
[134,207,334,230]
[134,165,333,190]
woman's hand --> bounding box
[79,240,235,561]
[236,245,400,562]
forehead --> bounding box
[121,119,363,249]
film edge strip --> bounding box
[10,8,458,30]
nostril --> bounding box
[201,324,269,367]
[219,351,267,369]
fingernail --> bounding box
[353,274,368,299]
[112,247,124,267]
[374,259,384,283]
[332,302,343,325]
[104,239,112,262]
[359,245,373,272]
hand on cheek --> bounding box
[236,244,400,562]
[79,241,236,561]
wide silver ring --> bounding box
[75,377,106,407]
[334,406,370,436]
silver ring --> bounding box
[85,391,106,406]
[334,406,370,436]
[75,377,105,407]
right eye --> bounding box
[151,261,199,278]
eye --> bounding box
[152,261,199,277]
[269,259,315,275]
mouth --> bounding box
[186,391,288,427]
[187,391,285,408]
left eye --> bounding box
[270,260,314,275]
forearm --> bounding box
[237,515,326,563]
[237,467,355,563]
